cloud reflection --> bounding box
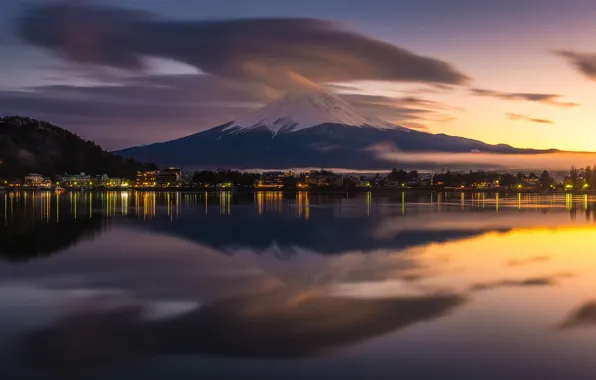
[469,277,560,292]
[19,291,464,376]
[559,301,596,329]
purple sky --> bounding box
[2,0,596,150]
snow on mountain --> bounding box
[225,88,403,135]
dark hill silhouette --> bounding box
[0,116,156,178]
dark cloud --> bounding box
[15,2,470,87]
[471,88,578,108]
[0,74,271,149]
[470,273,572,292]
[559,300,596,329]
[506,113,554,125]
[0,77,461,147]
[4,2,473,147]
[557,51,596,81]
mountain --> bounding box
[117,89,554,169]
[230,88,400,134]
[0,116,156,178]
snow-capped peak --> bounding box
[225,88,402,135]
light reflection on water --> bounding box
[2,190,596,379]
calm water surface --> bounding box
[2,190,596,379]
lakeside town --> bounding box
[2,166,596,193]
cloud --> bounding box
[3,2,473,147]
[340,93,458,130]
[0,74,273,149]
[506,113,554,125]
[15,2,470,87]
[471,88,578,108]
[368,143,596,170]
[557,51,596,81]
[0,77,463,148]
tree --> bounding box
[540,170,552,189]
[500,173,518,187]
[388,169,408,183]
[570,166,580,187]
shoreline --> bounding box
[3,187,595,195]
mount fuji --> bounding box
[117,88,551,169]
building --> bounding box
[257,171,287,189]
[107,177,123,187]
[136,170,158,187]
[156,172,178,187]
[419,178,432,187]
[256,178,284,189]
[180,171,195,187]
[58,173,91,188]
[97,174,110,187]
[474,180,499,189]
[523,176,540,190]
[358,180,373,188]
[305,171,343,187]
[161,167,182,181]
[24,173,44,187]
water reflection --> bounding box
[560,301,596,328]
[2,191,596,379]
[21,292,464,368]
[0,192,106,262]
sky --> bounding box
[2,0,596,151]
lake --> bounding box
[1,190,596,379]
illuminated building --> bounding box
[98,174,110,187]
[108,178,122,187]
[257,172,284,189]
[256,179,284,189]
[256,171,296,189]
[59,173,91,188]
[24,173,44,186]
[136,170,158,187]
[522,176,541,190]
[156,172,178,187]
[161,167,182,180]
[216,182,234,190]
[474,180,499,189]
[155,167,182,187]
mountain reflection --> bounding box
[2,191,595,263]
[0,191,107,262]
[135,214,497,255]
[125,192,596,256]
